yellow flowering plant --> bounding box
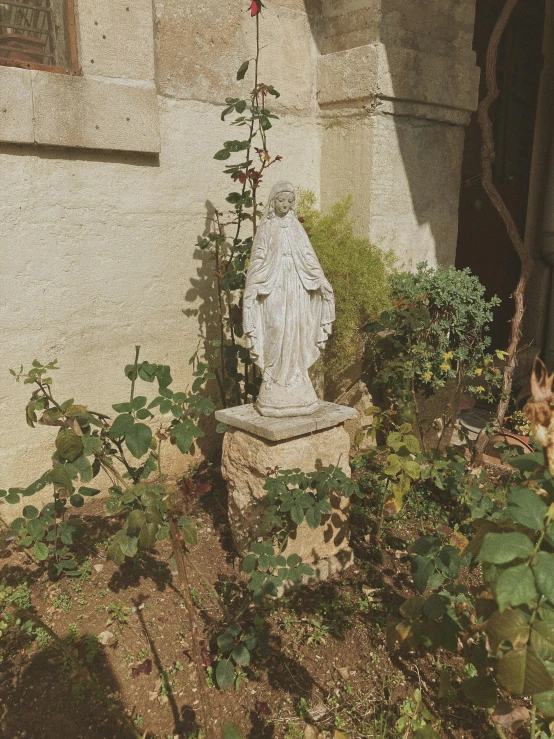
[365,263,502,448]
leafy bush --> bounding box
[388,449,554,731]
[297,191,393,395]
[366,263,502,447]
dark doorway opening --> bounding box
[455,0,545,348]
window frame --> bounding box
[0,0,78,76]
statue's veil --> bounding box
[262,181,296,221]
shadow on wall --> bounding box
[301,0,475,269]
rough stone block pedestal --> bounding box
[216,402,357,587]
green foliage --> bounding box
[388,449,554,722]
[296,191,393,392]
[3,351,207,575]
[395,688,440,738]
[214,622,263,691]
[240,466,359,603]
[366,263,502,443]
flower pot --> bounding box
[485,430,533,459]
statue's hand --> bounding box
[321,281,334,301]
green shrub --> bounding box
[297,191,393,395]
[366,263,502,446]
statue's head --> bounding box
[265,181,296,219]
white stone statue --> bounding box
[243,181,335,417]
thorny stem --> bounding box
[129,345,140,404]
[214,232,228,408]
[376,479,390,542]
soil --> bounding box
[0,469,519,739]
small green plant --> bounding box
[305,618,329,647]
[52,592,72,613]
[1,350,211,576]
[395,688,439,738]
[106,601,129,626]
[241,466,358,602]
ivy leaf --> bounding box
[236,60,249,80]
[125,423,152,458]
[478,532,533,564]
[216,659,235,690]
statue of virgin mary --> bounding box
[243,181,335,417]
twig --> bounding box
[168,516,217,739]
[473,0,533,465]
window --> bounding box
[0,0,78,74]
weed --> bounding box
[52,592,72,613]
[106,601,128,626]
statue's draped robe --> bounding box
[243,213,334,408]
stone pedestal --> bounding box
[216,402,357,584]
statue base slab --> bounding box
[215,401,356,442]
[218,405,355,587]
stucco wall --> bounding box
[0,0,482,521]
[0,0,321,518]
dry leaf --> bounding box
[336,667,349,680]
[492,702,530,733]
[132,658,153,678]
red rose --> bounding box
[250,1,263,16]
